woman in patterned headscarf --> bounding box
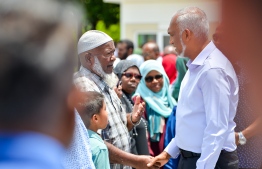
[133,60,176,156]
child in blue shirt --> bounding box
[76,91,110,169]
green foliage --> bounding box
[71,0,120,41]
[78,0,119,29]
[96,20,120,41]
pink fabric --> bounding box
[149,124,166,156]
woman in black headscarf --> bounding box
[114,60,149,155]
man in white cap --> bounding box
[74,30,159,169]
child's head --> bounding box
[76,91,108,130]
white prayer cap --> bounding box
[77,30,113,54]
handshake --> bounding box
[136,151,171,169]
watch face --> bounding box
[239,140,244,145]
[239,138,246,145]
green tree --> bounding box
[96,20,120,41]
[71,0,120,41]
[77,0,119,29]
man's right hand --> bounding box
[147,151,171,168]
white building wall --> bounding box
[105,0,221,51]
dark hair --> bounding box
[76,91,104,127]
[119,39,134,51]
[0,0,80,129]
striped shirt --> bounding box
[74,66,131,169]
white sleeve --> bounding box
[196,69,232,169]
[164,138,180,158]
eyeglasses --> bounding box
[145,74,163,83]
[122,72,142,80]
[88,51,114,59]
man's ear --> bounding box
[85,52,93,65]
[182,29,192,43]
[128,48,133,55]
[154,51,160,60]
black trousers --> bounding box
[178,150,239,169]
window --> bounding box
[163,35,170,49]
[137,34,157,48]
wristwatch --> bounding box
[238,131,247,145]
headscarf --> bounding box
[113,60,140,80]
[113,60,140,113]
[133,60,176,141]
[172,56,189,101]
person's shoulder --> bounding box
[73,69,92,81]
[89,138,107,156]
[162,54,176,64]
[73,70,99,91]
[206,48,232,70]
[163,54,176,60]
[88,130,107,150]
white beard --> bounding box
[179,37,187,58]
[93,56,119,89]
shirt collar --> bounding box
[87,129,103,142]
[187,41,216,69]
[79,66,108,92]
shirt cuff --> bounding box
[164,138,180,158]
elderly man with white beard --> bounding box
[74,30,159,169]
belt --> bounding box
[180,149,201,158]
[179,149,230,158]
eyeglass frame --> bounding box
[145,74,163,83]
[87,50,115,60]
[122,72,142,80]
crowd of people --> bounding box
[1,0,262,169]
